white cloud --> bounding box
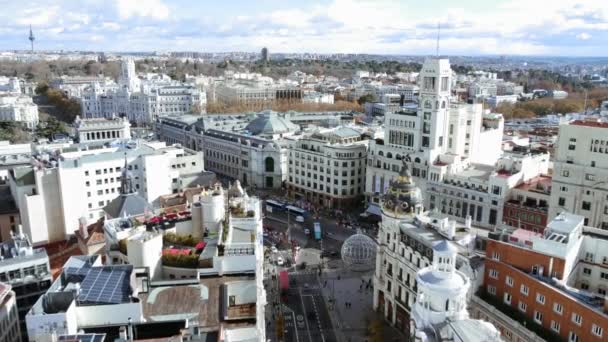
[102,22,121,31]
[576,32,591,40]
[16,7,59,26]
[115,0,169,20]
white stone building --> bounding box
[0,94,39,129]
[409,240,502,341]
[372,164,487,335]
[73,116,131,143]
[0,282,21,342]
[549,119,608,229]
[8,141,212,245]
[79,59,206,123]
[285,126,368,208]
[365,58,506,226]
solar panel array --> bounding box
[78,267,131,304]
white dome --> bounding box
[341,234,377,272]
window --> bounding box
[487,285,496,295]
[571,312,582,326]
[505,276,514,287]
[520,284,529,296]
[562,170,570,177]
[583,268,591,276]
[536,293,545,305]
[518,301,527,312]
[585,173,595,181]
[569,332,579,342]
[491,251,500,261]
[558,197,566,206]
[265,157,275,173]
[592,324,604,337]
[553,302,563,315]
[568,138,576,150]
[489,269,498,279]
[582,201,591,211]
[551,320,560,333]
[534,311,543,324]
[503,292,512,305]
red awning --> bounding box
[279,271,289,290]
[195,242,206,250]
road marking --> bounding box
[303,294,325,342]
[299,288,313,342]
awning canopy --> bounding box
[364,204,382,217]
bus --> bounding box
[265,200,286,213]
[286,205,307,217]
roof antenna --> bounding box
[436,22,441,57]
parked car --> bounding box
[277,256,284,266]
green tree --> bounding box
[36,116,67,139]
[357,94,375,105]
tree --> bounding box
[35,82,49,95]
[35,116,67,140]
[357,94,375,105]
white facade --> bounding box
[0,94,39,129]
[285,127,368,208]
[79,59,206,123]
[73,116,131,143]
[0,283,21,342]
[9,141,207,245]
[410,241,501,342]
[486,95,518,108]
[25,256,143,341]
[366,58,507,228]
[549,120,608,229]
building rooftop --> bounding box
[139,275,255,331]
[0,234,48,268]
[244,111,299,136]
[546,212,584,235]
[570,120,608,128]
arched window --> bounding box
[414,157,421,163]
[265,157,275,173]
[387,152,393,159]
[441,101,446,108]
[424,100,432,109]
[396,154,402,160]
[379,151,384,157]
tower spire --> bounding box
[436,22,441,57]
[28,25,35,53]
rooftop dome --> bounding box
[341,233,376,272]
[245,111,298,136]
[382,160,423,216]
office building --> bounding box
[0,233,51,341]
[0,282,21,342]
[8,141,211,245]
[549,119,608,229]
[285,126,368,208]
[373,163,483,335]
[483,212,608,341]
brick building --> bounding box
[502,175,551,233]
[482,212,608,342]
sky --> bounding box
[1,0,607,56]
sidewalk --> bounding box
[317,270,376,342]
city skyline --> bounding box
[1,0,607,56]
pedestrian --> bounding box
[324,280,328,287]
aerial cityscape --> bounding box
[1,1,608,342]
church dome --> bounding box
[381,161,423,217]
